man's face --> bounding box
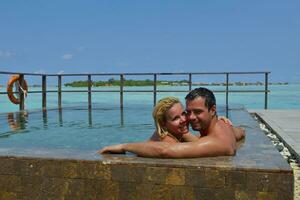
[185,97,216,132]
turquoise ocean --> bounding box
[0,84,300,113]
[1,84,300,113]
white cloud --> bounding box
[62,53,73,60]
[34,69,46,74]
[57,70,64,74]
[0,50,16,58]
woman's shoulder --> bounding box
[161,134,179,143]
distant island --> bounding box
[64,79,289,87]
[0,81,290,88]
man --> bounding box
[99,87,245,158]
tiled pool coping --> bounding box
[0,108,294,199]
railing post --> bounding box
[88,75,92,109]
[153,74,157,106]
[120,74,124,110]
[58,75,62,109]
[19,74,25,111]
[189,73,192,91]
[265,73,269,109]
[42,75,47,110]
[226,73,229,110]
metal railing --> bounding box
[0,71,270,111]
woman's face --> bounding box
[164,103,189,136]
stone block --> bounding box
[95,180,119,200]
[0,175,22,192]
[165,168,185,186]
[247,172,278,192]
[111,164,145,183]
[0,158,17,175]
[0,191,17,200]
[185,168,226,188]
[144,167,185,186]
[94,163,111,180]
[169,185,195,200]
[226,170,247,190]
[151,184,172,200]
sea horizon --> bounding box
[1,84,300,114]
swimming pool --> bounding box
[0,106,293,199]
[0,104,229,152]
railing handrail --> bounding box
[0,71,270,76]
[0,71,270,110]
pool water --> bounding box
[0,105,155,151]
[0,105,228,151]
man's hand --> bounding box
[98,144,126,154]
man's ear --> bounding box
[210,105,216,117]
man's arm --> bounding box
[99,136,235,158]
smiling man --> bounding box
[99,87,245,158]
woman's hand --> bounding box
[98,144,126,154]
[218,116,233,126]
[233,127,246,141]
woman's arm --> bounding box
[99,135,235,158]
[182,132,199,142]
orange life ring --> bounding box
[7,75,28,104]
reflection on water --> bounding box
[58,108,63,127]
[43,110,48,129]
[7,111,28,131]
[4,106,126,136]
[3,105,230,137]
[0,106,153,150]
[120,108,124,126]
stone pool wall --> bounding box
[0,156,293,200]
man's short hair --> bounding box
[185,87,216,111]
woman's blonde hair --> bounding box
[152,97,181,138]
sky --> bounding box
[0,0,300,83]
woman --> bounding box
[149,97,198,143]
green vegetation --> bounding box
[64,78,189,87]
[64,78,289,87]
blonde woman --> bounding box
[149,97,198,143]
